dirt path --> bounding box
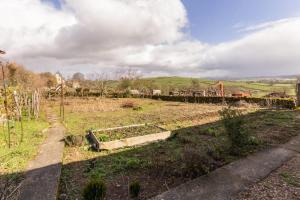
[19,110,65,200]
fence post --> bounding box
[1,62,11,148]
[297,82,300,107]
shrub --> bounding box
[133,106,143,111]
[83,179,106,200]
[181,146,211,178]
[129,181,141,199]
[64,135,84,147]
[219,107,254,155]
[121,101,135,108]
[126,158,141,169]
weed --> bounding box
[126,158,142,169]
[83,179,106,200]
[280,172,300,187]
[181,146,211,178]
[219,107,256,155]
[129,181,141,199]
[97,134,109,142]
[133,106,143,111]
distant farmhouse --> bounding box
[55,72,63,85]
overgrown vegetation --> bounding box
[83,179,107,200]
[219,107,258,155]
[59,106,300,199]
[94,125,164,141]
[129,181,141,199]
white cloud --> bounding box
[206,17,300,77]
[0,0,300,78]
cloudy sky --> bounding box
[0,0,300,78]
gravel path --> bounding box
[234,154,300,200]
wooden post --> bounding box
[297,82,300,107]
[60,83,65,121]
[1,62,11,148]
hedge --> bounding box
[145,95,296,109]
[45,91,296,109]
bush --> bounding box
[83,179,106,200]
[129,181,141,199]
[219,108,254,155]
[64,135,84,147]
[121,101,135,108]
[181,146,211,178]
[148,95,296,109]
[133,106,143,111]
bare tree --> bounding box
[72,72,85,81]
[94,72,109,97]
[118,69,141,91]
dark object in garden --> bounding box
[64,135,84,147]
[83,180,106,200]
[129,181,141,199]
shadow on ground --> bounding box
[1,110,299,200]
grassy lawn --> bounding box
[0,112,49,174]
[57,97,300,200]
[49,97,228,135]
[0,111,49,197]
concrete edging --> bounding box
[151,135,300,200]
[89,124,171,151]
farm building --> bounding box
[55,72,63,85]
[152,90,161,96]
[231,91,251,97]
[71,81,80,89]
[193,90,206,97]
[129,90,140,95]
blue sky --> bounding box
[183,0,300,43]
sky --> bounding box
[0,0,300,78]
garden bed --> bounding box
[88,124,171,150]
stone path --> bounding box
[19,111,65,200]
[234,154,300,200]
[152,135,300,200]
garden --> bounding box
[54,97,300,200]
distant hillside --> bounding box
[142,76,296,97]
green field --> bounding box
[142,76,296,97]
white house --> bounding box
[152,90,161,96]
[55,72,63,85]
